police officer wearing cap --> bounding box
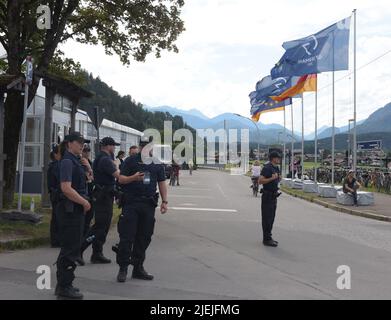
[116,138,168,283]
[259,152,282,248]
[81,137,121,264]
[55,132,91,300]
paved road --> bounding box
[0,169,391,300]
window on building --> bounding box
[24,145,41,171]
[26,118,42,143]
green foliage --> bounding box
[80,73,195,134]
[48,51,87,86]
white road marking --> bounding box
[171,207,238,213]
[217,183,228,200]
[170,195,213,199]
[173,187,212,191]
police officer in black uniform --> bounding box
[259,152,282,248]
[116,138,168,283]
[55,132,91,300]
[48,144,61,248]
[81,137,121,264]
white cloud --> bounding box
[61,0,391,132]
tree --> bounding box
[0,0,185,207]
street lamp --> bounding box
[234,113,261,160]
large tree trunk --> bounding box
[3,90,24,207]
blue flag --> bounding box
[255,75,296,98]
[271,17,351,78]
[249,90,292,122]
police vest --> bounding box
[61,152,87,196]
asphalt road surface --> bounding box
[1,169,391,300]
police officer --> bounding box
[259,152,282,248]
[55,132,91,300]
[81,137,120,264]
[48,144,61,248]
[116,138,168,283]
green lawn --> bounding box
[0,194,121,252]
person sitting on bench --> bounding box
[343,170,361,207]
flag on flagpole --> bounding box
[271,74,317,102]
[250,92,292,122]
[271,16,351,79]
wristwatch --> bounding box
[162,200,168,205]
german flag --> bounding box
[271,74,317,102]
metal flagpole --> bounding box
[291,103,295,179]
[332,70,335,186]
[283,108,287,178]
[314,83,318,184]
[353,9,358,172]
[331,30,336,186]
[301,95,305,182]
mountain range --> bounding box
[144,105,295,144]
[145,103,391,146]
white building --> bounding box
[19,81,143,194]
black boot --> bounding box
[117,267,128,283]
[91,252,111,264]
[55,285,83,300]
[132,265,154,281]
[55,284,80,296]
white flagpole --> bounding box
[353,9,358,172]
[314,82,318,184]
[283,107,287,178]
[301,95,305,182]
[291,103,295,179]
[332,70,335,186]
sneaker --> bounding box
[263,240,278,247]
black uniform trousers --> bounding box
[83,206,94,237]
[56,201,85,287]
[261,191,278,242]
[49,196,60,247]
[116,200,156,268]
[84,193,113,254]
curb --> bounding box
[0,237,50,252]
[281,187,391,223]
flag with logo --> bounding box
[271,17,351,78]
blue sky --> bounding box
[57,0,391,133]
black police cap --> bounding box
[64,132,90,144]
[139,136,153,147]
[100,137,121,146]
[269,151,282,161]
